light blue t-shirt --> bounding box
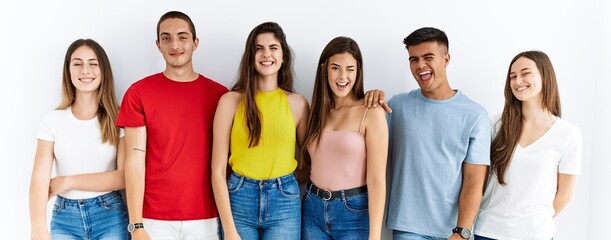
[386,89,491,238]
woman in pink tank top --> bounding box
[300,36,388,240]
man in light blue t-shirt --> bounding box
[386,27,491,240]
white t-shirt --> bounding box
[474,118,582,240]
[36,107,124,199]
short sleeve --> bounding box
[465,112,492,165]
[116,84,146,128]
[559,126,582,175]
[35,113,54,142]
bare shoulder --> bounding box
[366,105,387,118]
[219,91,241,105]
[285,91,309,108]
[364,106,387,127]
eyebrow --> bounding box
[159,31,191,37]
[409,53,434,60]
[510,67,532,75]
[256,43,280,47]
[330,63,355,67]
[71,58,98,61]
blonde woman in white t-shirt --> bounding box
[29,39,129,240]
[474,51,582,240]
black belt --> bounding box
[308,183,367,200]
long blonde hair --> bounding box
[57,39,120,145]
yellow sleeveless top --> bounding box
[229,88,297,180]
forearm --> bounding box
[552,196,571,218]
[456,164,487,228]
[367,177,386,239]
[29,178,51,233]
[456,186,482,228]
[125,159,145,222]
[58,170,125,193]
[211,171,238,235]
[553,173,578,218]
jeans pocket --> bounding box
[279,179,300,199]
[102,194,127,212]
[227,175,243,193]
[343,193,369,212]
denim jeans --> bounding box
[226,172,301,240]
[393,230,446,240]
[50,191,130,240]
[301,184,369,240]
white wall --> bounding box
[588,0,611,238]
[1,0,607,238]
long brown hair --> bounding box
[300,36,364,169]
[57,39,120,145]
[232,22,294,147]
[491,50,561,184]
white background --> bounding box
[1,0,609,239]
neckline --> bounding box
[516,118,560,150]
[257,88,282,95]
[416,89,461,103]
[67,106,97,123]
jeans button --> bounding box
[79,200,84,206]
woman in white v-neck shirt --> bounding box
[29,39,129,240]
[474,51,582,240]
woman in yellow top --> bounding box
[211,22,310,240]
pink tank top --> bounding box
[308,108,369,191]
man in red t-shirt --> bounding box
[116,11,227,240]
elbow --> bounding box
[211,167,226,186]
[557,194,573,206]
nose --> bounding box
[340,69,348,79]
[81,64,90,75]
[418,59,427,69]
[171,38,180,50]
[262,48,271,58]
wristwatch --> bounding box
[452,227,471,239]
[127,222,144,233]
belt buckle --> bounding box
[320,189,332,201]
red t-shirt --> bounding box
[116,73,227,220]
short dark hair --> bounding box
[157,11,196,41]
[403,27,448,52]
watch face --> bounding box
[127,223,134,233]
[460,228,471,238]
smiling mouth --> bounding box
[79,78,95,83]
[419,71,432,81]
[516,85,529,91]
[260,61,274,66]
[336,82,349,89]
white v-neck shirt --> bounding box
[36,107,124,199]
[475,118,582,240]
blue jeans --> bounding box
[393,230,446,240]
[301,184,369,240]
[50,191,130,240]
[226,172,301,240]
